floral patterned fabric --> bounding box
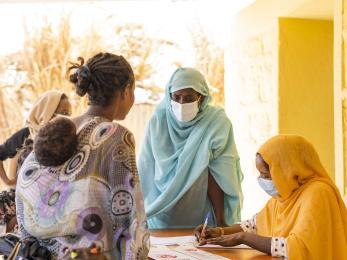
[271,237,288,258]
[16,117,150,259]
[240,214,257,234]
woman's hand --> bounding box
[194,224,222,241]
[204,232,243,247]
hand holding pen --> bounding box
[199,211,211,243]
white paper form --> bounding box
[175,245,230,260]
[197,243,251,249]
[150,235,197,245]
[149,244,230,260]
[149,245,198,260]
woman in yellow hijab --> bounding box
[196,135,347,259]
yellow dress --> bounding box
[256,135,347,260]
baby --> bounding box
[34,116,77,167]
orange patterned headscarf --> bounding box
[256,135,347,260]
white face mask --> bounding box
[257,177,279,197]
[171,100,199,122]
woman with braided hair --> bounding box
[16,52,149,260]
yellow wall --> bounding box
[339,0,347,200]
[278,18,334,178]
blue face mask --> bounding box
[257,177,279,197]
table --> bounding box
[150,229,277,260]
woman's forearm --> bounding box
[240,232,272,255]
[0,161,16,186]
[0,161,10,183]
[207,172,226,226]
[222,224,243,235]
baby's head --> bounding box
[34,116,77,167]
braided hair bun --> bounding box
[68,53,134,106]
[69,57,91,97]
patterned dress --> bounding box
[15,117,150,259]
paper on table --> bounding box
[197,243,251,249]
[150,235,251,249]
[150,235,197,245]
[149,244,229,260]
[175,245,229,260]
[149,245,197,260]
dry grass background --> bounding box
[192,25,225,107]
[0,15,225,144]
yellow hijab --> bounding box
[25,90,64,138]
[256,135,347,260]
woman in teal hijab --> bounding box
[138,68,243,229]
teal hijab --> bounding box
[138,68,243,228]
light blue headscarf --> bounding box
[138,68,243,229]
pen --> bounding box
[199,211,211,242]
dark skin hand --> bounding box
[204,232,272,255]
[194,223,243,241]
[194,154,273,256]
